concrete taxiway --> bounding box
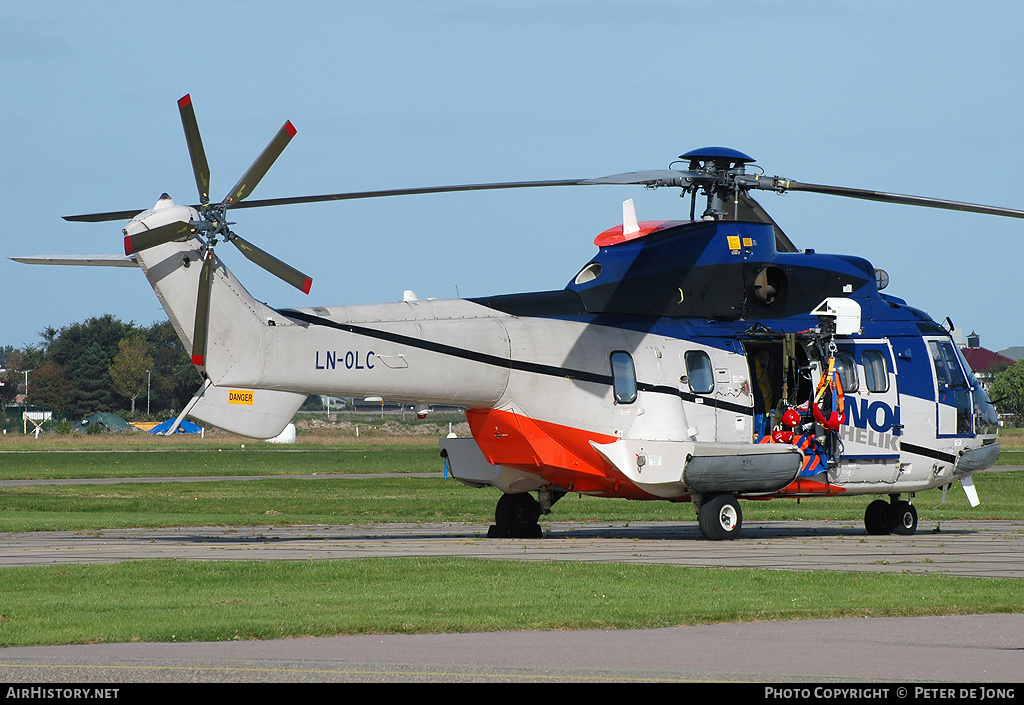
[1,470,1020,682]
[0,613,1021,682]
[0,519,1021,577]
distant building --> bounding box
[960,331,1015,389]
[997,346,1024,362]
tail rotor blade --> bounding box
[178,94,211,205]
[224,121,296,205]
[191,251,214,367]
[124,220,197,255]
[229,233,312,294]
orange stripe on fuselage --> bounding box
[465,408,655,499]
[774,477,846,496]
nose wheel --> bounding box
[488,492,543,538]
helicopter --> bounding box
[14,94,1015,541]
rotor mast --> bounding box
[677,147,758,221]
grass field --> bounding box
[0,418,1021,646]
[1,559,1021,647]
[1,446,1022,532]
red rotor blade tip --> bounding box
[285,120,297,137]
[302,277,312,295]
[191,354,205,367]
[178,94,192,109]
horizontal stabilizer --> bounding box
[10,254,140,267]
[186,383,307,440]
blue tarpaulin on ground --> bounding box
[149,418,202,434]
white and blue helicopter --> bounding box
[15,95,1015,540]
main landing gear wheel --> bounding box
[698,494,743,540]
[864,499,895,535]
[488,492,543,539]
[891,500,918,536]
[864,497,918,536]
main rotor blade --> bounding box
[178,94,211,205]
[779,180,1024,220]
[123,220,197,255]
[63,172,680,222]
[227,179,599,211]
[228,233,312,294]
[191,251,214,367]
[64,208,151,223]
[580,169,704,186]
[223,121,297,205]
[227,171,712,211]
[62,180,586,221]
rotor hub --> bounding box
[679,147,755,173]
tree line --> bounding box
[1,315,202,420]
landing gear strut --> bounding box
[697,493,743,540]
[864,495,918,536]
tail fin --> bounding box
[134,238,270,382]
[134,237,308,439]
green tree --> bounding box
[109,336,155,414]
[47,314,134,416]
[27,362,73,411]
[143,320,202,414]
[0,366,18,403]
[0,348,43,403]
[989,360,1024,423]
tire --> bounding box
[891,500,918,535]
[493,492,542,539]
[864,499,894,535]
[698,494,743,540]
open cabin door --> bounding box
[742,335,811,440]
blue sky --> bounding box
[3,1,1023,352]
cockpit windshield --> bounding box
[955,345,1000,438]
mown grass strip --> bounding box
[0,447,440,481]
[1,470,1022,533]
[0,558,1021,647]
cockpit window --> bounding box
[929,340,967,388]
[610,351,637,404]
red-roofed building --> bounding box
[960,331,1014,389]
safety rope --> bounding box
[812,338,845,432]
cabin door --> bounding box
[833,339,901,461]
[925,337,974,438]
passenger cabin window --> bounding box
[862,350,889,393]
[610,351,637,404]
[833,352,858,393]
[684,351,714,394]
